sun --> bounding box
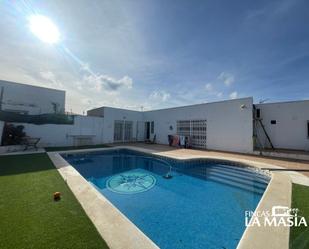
[29,15,60,44]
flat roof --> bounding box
[0,79,66,93]
[88,97,309,114]
[145,97,253,112]
[88,97,253,113]
[88,106,142,113]
[255,99,309,106]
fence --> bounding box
[0,111,74,125]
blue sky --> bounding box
[0,0,308,113]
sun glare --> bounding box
[29,15,60,44]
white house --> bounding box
[0,80,65,114]
[1,80,308,154]
[88,97,309,153]
[88,98,253,153]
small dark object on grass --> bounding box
[53,192,61,201]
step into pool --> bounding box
[63,149,270,249]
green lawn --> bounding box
[45,144,110,152]
[0,153,109,249]
[289,184,309,249]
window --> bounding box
[114,120,133,142]
[307,121,309,138]
[151,121,154,134]
[271,120,276,125]
[177,120,207,148]
[256,109,260,118]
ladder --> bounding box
[253,105,275,150]
[256,118,274,149]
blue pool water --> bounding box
[63,149,269,249]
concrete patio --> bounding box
[110,143,309,178]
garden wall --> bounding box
[10,115,105,147]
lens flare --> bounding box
[29,15,60,44]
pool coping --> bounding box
[48,150,159,249]
[48,146,309,249]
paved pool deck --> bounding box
[111,143,309,179]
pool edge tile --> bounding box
[236,172,291,249]
[47,151,160,249]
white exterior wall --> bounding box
[256,101,309,151]
[101,107,143,143]
[0,80,65,114]
[11,115,104,147]
[143,98,254,153]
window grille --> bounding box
[177,120,207,149]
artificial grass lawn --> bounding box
[45,144,110,152]
[0,153,109,249]
[289,184,309,249]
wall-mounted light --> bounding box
[240,104,247,110]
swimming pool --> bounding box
[63,149,270,249]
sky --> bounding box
[0,0,308,114]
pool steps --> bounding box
[185,167,267,195]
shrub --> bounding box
[1,123,26,145]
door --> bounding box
[124,121,133,141]
[145,122,150,140]
[114,120,123,142]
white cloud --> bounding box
[78,60,133,92]
[80,62,90,71]
[83,74,133,91]
[229,91,238,99]
[149,90,171,102]
[217,92,223,97]
[39,71,64,89]
[218,72,235,86]
[40,71,56,81]
[205,83,213,91]
[204,83,223,99]
[82,98,92,105]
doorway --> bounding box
[113,120,134,142]
[145,122,150,140]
